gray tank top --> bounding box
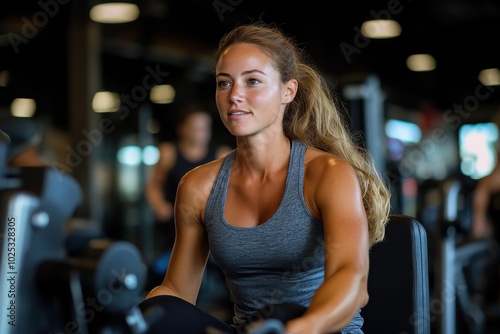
[205,140,364,332]
[204,141,323,323]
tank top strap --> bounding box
[288,140,307,195]
[204,149,235,225]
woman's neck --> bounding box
[233,136,291,177]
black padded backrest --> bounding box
[361,214,430,334]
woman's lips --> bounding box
[228,110,250,119]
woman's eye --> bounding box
[217,81,230,88]
[248,78,260,85]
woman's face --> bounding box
[215,42,296,139]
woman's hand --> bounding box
[154,201,174,222]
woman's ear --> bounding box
[282,79,298,104]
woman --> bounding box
[142,22,391,334]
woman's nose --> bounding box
[228,83,243,104]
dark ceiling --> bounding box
[1,0,500,130]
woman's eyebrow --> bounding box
[215,69,267,78]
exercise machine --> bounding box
[0,130,149,334]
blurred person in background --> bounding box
[145,104,232,278]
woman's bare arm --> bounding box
[286,154,370,334]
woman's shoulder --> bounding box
[178,156,227,190]
[303,146,358,189]
[304,146,353,173]
[302,146,362,219]
[174,157,228,217]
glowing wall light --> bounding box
[142,145,159,165]
[117,145,142,166]
[385,119,422,144]
[459,122,498,179]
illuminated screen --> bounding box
[459,122,498,179]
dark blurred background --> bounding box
[2,0,500,118]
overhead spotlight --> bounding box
[406,54,436,72]
[89,2,140,24]
[479,68,500,86]
[11,98,36,118]
[92,91,120,112]
[150,84,175,104]
[361,19,401,39]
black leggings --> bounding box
[139,295,307,334]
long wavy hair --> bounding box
[215,22,391,247]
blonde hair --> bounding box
[215,22,391,246]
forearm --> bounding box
[146,184,166,209]
[286,267,368,334]
[146,185,173,220]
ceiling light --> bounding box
[361,19,401,39]
[92,91,120,112]
[89,2,140,24]
[406,54,436,72]
[11,98,36,118]
[478,68,500,86]
[150,84,175,104]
